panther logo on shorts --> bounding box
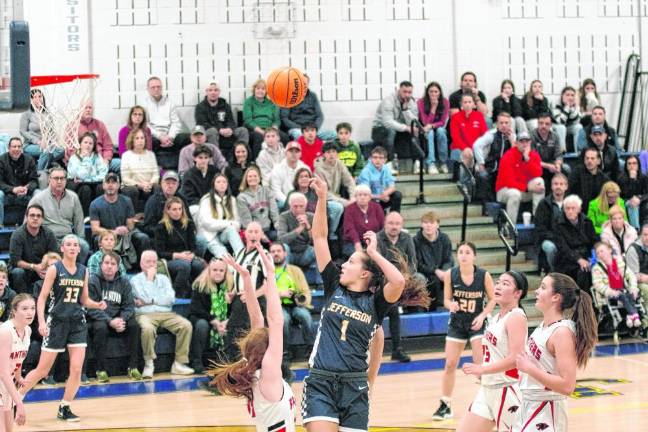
[536,423,549,430]
[508,405,519,413]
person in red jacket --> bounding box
[298,123,323,170]
[495,131,545,225]
[449,93,488,172]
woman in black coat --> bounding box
[617,154,648,229]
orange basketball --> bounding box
[266,67,307,108]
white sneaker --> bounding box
[386,161,398,175]
[427,165,439,175]
[171,361,195,375]
[413,160,420,174]
[626,316,634,328]
[439,164,449,174]
[142,360,154,379]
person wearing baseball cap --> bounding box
[581,123,620,181]
[177,125,227,176]
[268,141,309,208]
[140,170,193,238]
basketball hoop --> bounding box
[29,74,99,153]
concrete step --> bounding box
[402,203,483,220]
[398,182,463,198]
[402,227,501,243]
[427,216,494,228]
[475,251,528,266]
[397,173,453,183]
[481,261,538,275]
[402,195,465,205]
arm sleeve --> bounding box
[473,132,494,165]
[87,278,111,321]
[157,276,177,305]
[321,261,341,299]
[118,279,135,321]
[270,170,287,202]
[194,103,209,127]
[626,246,641,274]
[225,103,237,129]
[352,145,366,177]
[280,108,301,130]
[190,291,213,321]
[168,105,182,139]
[378,98,408,132]
[441,234,454,269]
[276,215,299,244]
[373,288,396,323]
[342,208,360,244]
[8,231,24,267]
[432,99,450,128]
[73,197,85,236]
[90,157,109,183]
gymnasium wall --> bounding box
[10,0,648,142]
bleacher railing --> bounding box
[497,208,519,272]
[617,53,641,151]
[456,161,475,243]
[410,119,428,205]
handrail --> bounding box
[617,53,641,149]
[410,119,427,205]
[497,208,519,272]
[456,161,475,242]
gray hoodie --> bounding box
[87,269,135,322]
[256,141,285,186]
[237,186,280,231]
[372,92,419,132]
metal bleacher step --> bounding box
[402,203,483,220]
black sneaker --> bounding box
[57,405,80,422]
[391,348,411,363]
[432,400,452,420]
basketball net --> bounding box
[30,74,99,153]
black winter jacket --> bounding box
[194,97,237,130]
[579,143,620,181]
[87,271,135,322]
[279,90,324,130]
[567,166,609,211]
[491,95,523,122]
[522,97,551,121]
[534,196,563,244]
[153,219,198,261]
[413,229,454,281]
[0,153,38,195]
[180,165,218,207]
[554,212,597,274]
[141,190,192,237]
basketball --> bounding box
[266,67,307,108]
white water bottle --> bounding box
[392,153,400,173]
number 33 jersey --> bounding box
[48,261,86,320]
[309,262,393,373]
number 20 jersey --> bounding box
[48,261,86,320]
[450,266,486,321]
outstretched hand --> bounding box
[363,231,378,255]
[221,253,249,276]
[309,175,329,199]
[254,242,274,273]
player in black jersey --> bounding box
[19,234,106,423]
[432,242,496,421]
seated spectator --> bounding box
[188,258,233,373]
[87,229,128,277]
[224,142,252,196]
[315,141,356,207]
[579,78,601,126]
[554,194,597,292]
[132,250,194,378]
[601,205,637,257]
[0,137,38,226]
[568,147,609,211]
[20,89,64,171]
[280,74,335,141]
[531,112,567,189]
[237,166,279,241]
[448,71,489,118]
[298,123,323,171]
[243,79,288,152]
[581,125,620,182]
[256,127,285,186]
[180,145,218,217]
[357,146,402,213]
[277,193,316,270]
[71,101,119,172]
[473,112,515,200]
[587,181,626,234]
[449,93,488,171]
[417,81,450,174]
[8,204,58,294]
[153,197,205,298]
[491,79,526,134]
[334,122,365,178]
[624,224,648,336]
[66,132,108,216]
[141,171,191,238]
[592,241,641,328]
[342,184,385,257]
[521,79,551,132]
[28,167,89,262]
[142,76,190,164]
[413,211,453,310]
[371,80,419,163]
[551,86,583,153]
[495,132,545,224]
[194,82,249,160]
[617,155,648,229]
[117,105,153,156]
[197,174,243,258]
[87,252,142,382]
[89,173,151,269]
[121,128,160,212]
[576,106,620,152]
[269,141,308,207]
[0,266,16,321]
[534,173,568,272]
[177,125,227,177]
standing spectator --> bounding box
[0,137,38,226]
[269,141,308,207]
[491,79,526,133]
[581,125,620,182]
[495,132,545,224]
[554,194,597,292]
[180,145,218,217]
[417,81,450,174]
[624,224,648,336]
[371,80,419,163]
[255,127,285,186]
[132,250,194,378]
[534,173,568,272]
[617,155,648,229]
[315,141,356,207]
[521,79,551,132]
[117,105,153,156]
[177,125,226,177]
[277,193,316,270]
[224,142,252,196]
[576,106,620,152]
[153,197,205,298]
[237,166,280,241]
[70,102,119,172]
[194,82,250,160]
[448,71,489,118]
[28,167,89,262]
[531,112,566,190]
[188,258,233,373]
[342,184,385,257]
[280,74,335,141]
[141,171,191,237]
[20,89,64,171]
[197,174,243,258]
[449,93,488,170]
[0,266,16,321]
[87,252,142,382]
[66,132,108,216]
[568,147,609,211]
[413,211,453,310]
[121,128,160,212]
[243,79,288,152]
[297,124,323,171]
[601,205,637,257]
[587,181,626,235]
[552,86,583,153]
[8,204,58,294]
[87,229,128,276]
[334,122,365,178]
[473,112,515,200]
[357,146,402,213]
[579,78,601,123]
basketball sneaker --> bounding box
[432,399,452,420]
[96,370,110,383]
[128,368,143,381]
[57,405,80,422]
[171,361,195,375]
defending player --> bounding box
[432,242,496,420]
[19,234,106,422]
[458,271,529,431]
[513,273,597,432]
[0,294,35,432]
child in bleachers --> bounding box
[0,265,17,321]
[357,146,402,213]
[66,132,109,216]
[86,229,128,276]
[297,123,323,171]
[334,122,365,178]
[256,127,285,186]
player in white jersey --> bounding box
[0,294,35,432]
[514,273,598,432]
[210,244,297,432]
[458,270,529,432]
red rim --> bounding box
[30,74,100,87]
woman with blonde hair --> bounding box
[242,79,288,155]
[587,181,626,234]
[600,205,637,257]
[121,128,160,212]
[237,165,279,242]
[522,79,550,132]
